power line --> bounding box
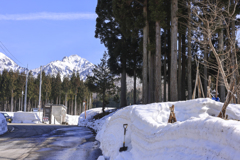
[0,41,25,66]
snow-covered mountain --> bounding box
[0,52,27,73]
[0,52,94,80]
[31,55,94,80]
[0,52,142,91]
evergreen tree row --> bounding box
[0,69,91,115]
[95,0,240,105]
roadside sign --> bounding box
[43,117,49,122]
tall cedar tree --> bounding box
[112,0,143,104]
[86,52,116,112]
[74,72,80,115]
[149,0,166,102]
[62,75,70,108]
[95,0,128,107]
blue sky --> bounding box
[0,0,105,69]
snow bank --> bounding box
[0,113,7,135]
[0,112,14,117]
[66,115,79,125]
[12,112,41,123]
[94,98,240,160]
[78,108,115,131]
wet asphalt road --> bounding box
[0,124,102,160]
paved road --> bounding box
[0,124,102,160]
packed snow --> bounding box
[79,98,240,160]
[0,113,7,135]
[12,112,41,123]
[78,108,116,132]
[66,115,79,125]
[0,111,79,125]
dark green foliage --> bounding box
[0,69,92,114]
[86,52,117,112]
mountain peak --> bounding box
[62,54,85,62]
[0,52,94,81]
[0,52,26,73]
[33,54,94,81]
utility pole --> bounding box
[38,66,42,121]
[24,68,28,112]
[21,91,24,111]
[38,66,42,110]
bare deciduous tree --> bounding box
[180,0,239,118]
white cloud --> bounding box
[0,12,97,20]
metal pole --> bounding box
[38,66,42,121]
[38,66,42,109]
[24,69,28,112]
[21,91,23,111]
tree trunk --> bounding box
[28,99,30,111]
[67,100,69,114]
[90,96,92,109]
[103,90,105,112]
[231,8,238,103]
[65,93,68,107]
[75,94,77,115]
[164,30,167,102]
[170,0,178,101]
[11,90,13,112]
[71,98,73,115]
[155,20,162,102]
[142,0,148,104]
[178,32,182,100]
[80,103,82,114]
[56,97,58,105]
[182,33,186,100]
[120,59,127,107]
[134,68,136,104]
[187,1,192,99]
[217,78,239,118]
[19,97,21,111]
[59,94,61,104]
[203,35,208,98]
[45,92,47,104]
[4,100,6,111]
[14,99,16,112]
[148,40,153,103]
[167,29,171,101]
[219,20,225,102]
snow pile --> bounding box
[91,98,240,160]
[0,113,7,135]
[78,108,115,131]
[66,114,79,125]
[0,112,14,117]
[12,112,41,123]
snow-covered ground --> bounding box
[0,111,79,125]
[78,98,240,160]
[78,108,116,132]
[0,113,7,135]
[66,115,79,125]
